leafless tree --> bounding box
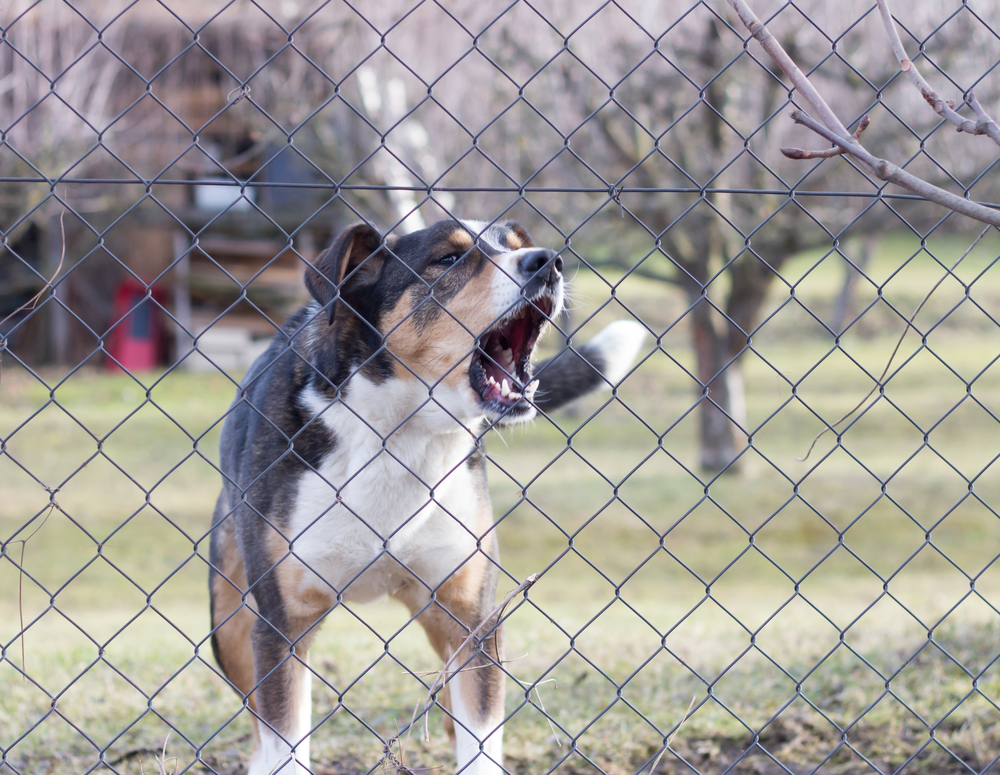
[458,0,1000,473]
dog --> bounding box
[207,219,646,774]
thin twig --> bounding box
[727,0,1000,229]
[265,753,294,775]
[0,211,67,389]
[381,721,420,774]
[401,695,426,772]
[406,652,528,677]
[15,491,58,680]
[876,0,1000,147]
[966,706,986,770]
[647,695,697,774]
[156,731,176,775]
[529,679,562,747]
[781,114,870,160]
[798,225,993,461]
[420,573,539,742]
[5,212,67,680]
[105,748,163,767]
[394,718,406,771]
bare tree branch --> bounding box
[969,92,1000,145]
[726,0,1000,229]
[876,0,1000,147]
[781,114,870,160]
[727,0,852,139]
[787,109,1000,225]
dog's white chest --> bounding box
[287,382,483,602]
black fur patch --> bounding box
[531,339,608,412]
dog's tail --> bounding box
[532,320,647,413]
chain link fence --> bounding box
[4,0,1000,773]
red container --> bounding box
[106,280,165,372]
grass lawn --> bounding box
[3,230,1000,774]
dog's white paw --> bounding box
[247,732,310,775]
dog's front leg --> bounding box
[445,653,505,774]
[246,605,317,775]
[397,557,506,775]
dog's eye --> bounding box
[437,253,462,266]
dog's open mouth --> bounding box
[470,294,554,411]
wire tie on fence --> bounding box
[228,84,251,104]
[609,184,625,218]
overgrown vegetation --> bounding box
[3,232,1000,773]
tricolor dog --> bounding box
[208,219,645,774]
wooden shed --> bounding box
[0,0,377,371]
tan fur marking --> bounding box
[395,548,500,655]
[383,263,502,390]
[211,525,259,716]
[449,229,474,251]
[505,231,522,251]
[510,224,533,250]
[393,508,503,720]
[267,529,334,630]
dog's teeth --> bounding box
[487,375,498,387]
[501,348,513,364]
[501,379,510,397]
[524,380,538,399]
[509,390,522,399]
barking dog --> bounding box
[208,219,645,774]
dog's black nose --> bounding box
[519,248,563,277]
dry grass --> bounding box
[3,231,1000,773]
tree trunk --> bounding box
[46,213,71,366]
[690,294,740,474]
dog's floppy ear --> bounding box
[305,222,385,325]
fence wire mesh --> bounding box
[4,1,1000,774]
